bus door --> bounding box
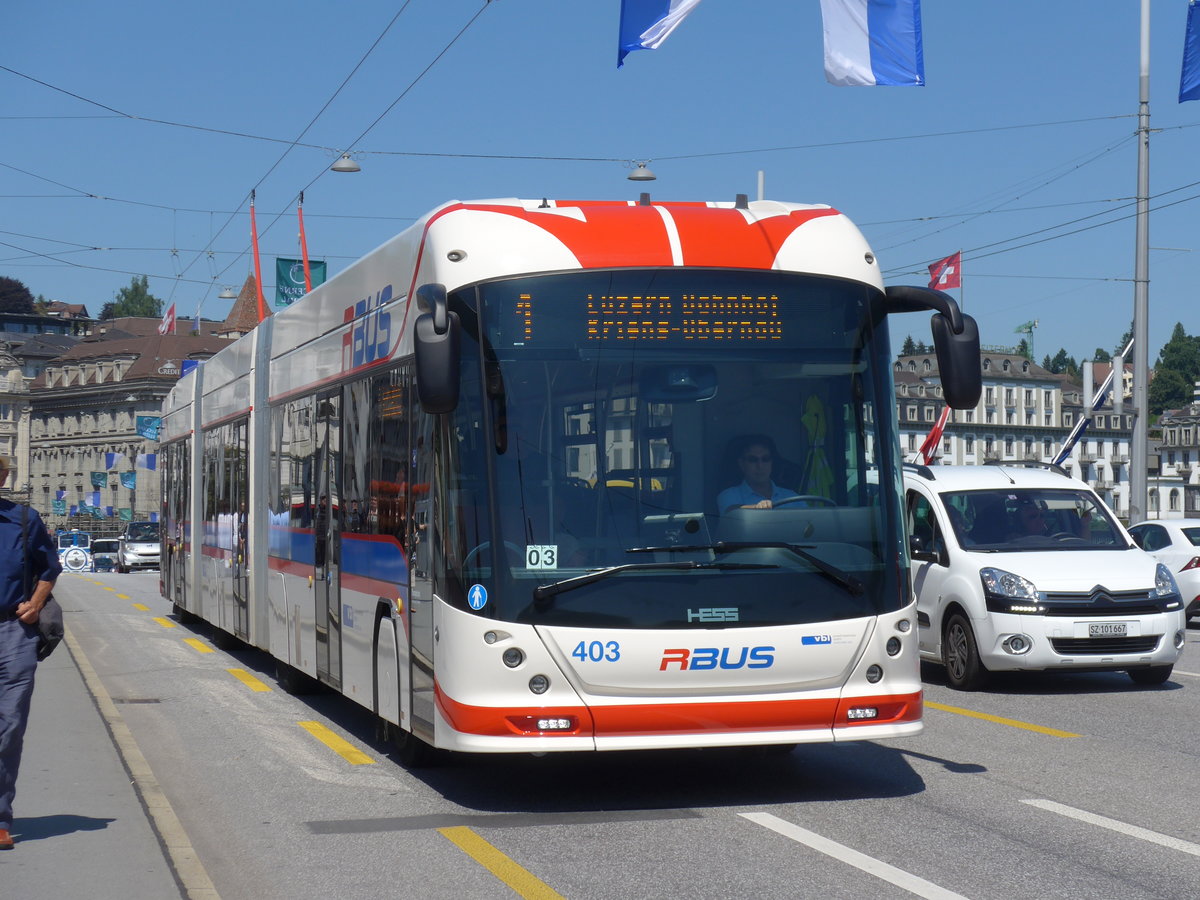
[314,393,342,689]
[231,419,250,639]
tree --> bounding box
[1155,322,1200,380]
[1092,348,1111,363]
[1148,368,1192,415]
[1044,348,1079,377]
[0,276,35,313]
[112,275,162,318]
[901,334,918,356]
[1016,338,1030,359]
[98,302,116,321]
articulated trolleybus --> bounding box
[160,197,980,760]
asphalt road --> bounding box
[46,573,1200,900]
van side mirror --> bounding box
[908,534,940,564]
[414,283,461,414]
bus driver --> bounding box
[717,435,799,513]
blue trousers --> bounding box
[0,616,39,831]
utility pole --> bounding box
[1130,0,1151,524]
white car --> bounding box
[117,521,161,572]
[904,463,1187,689]
[1127,518,1200,622]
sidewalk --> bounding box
[0,629,185,899]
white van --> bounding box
[904,463,1186,689]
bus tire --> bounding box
[392,728,436,768]
[210,628,241,651]
[943,612,987,691]
[275,660,318,695]
[172,602,196,624]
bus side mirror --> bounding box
[414,283,461,414]
[930,311,981,410]
[885,285,982,410]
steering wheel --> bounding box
[772,495,836,508]
[464,541,524,570]
[1049,532,1086,542]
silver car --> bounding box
[118,521,160,572]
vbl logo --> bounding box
[660,646,775,671]
[342,285,393,371]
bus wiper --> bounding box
[533,560,776,605]
[707,541,865,596]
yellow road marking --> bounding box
[153,616,177,629]
[132,603,149,611]
[297,721,375,765]
[438,826,565,900]
[926,700,1079,738]
[102,586,116,592]
[116,594,130,599]
[183,638,214,654]
[227,668,272,692]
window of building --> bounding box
[1002,359,1011,372]
[924,406,935,422]
[1024,389,1034,406]
[964,436,975,453]
[985,387,995,404]
[1005,438,1014,455]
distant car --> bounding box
[1127,519,1200,622]
[117,521,160,573]
[904,463,1187,689]
[91,537,120,572]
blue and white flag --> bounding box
[1182,1,1200,102]
[618,0,702,68]
[104,452,124,469]
[136,453,158,471]
[820,0,924,87]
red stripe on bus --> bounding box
[669,206,842,268]
[435,686,922,738]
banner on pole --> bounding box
[275,257,327,307]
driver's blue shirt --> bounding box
[0,501,62,614]
[717,480,798,512]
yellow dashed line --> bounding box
[438,826,566,900]
[132,603,149,611]
[152,616,177,629]
[926,700,1079,738]
[116,594,130,599]
[183,639,214,654]
[227,668,272,692]
[297,721,375,765]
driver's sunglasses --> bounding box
[742,454,772,463]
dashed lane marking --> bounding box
[1023,799,1200,858]
[926,700,1079,738]
[297,721,375,765]
[742,812,967,900]
[227,668,272,692]
[152,616,177,629]
[132,603,149,611]
[183,638,214,654]
[438,826,566,900]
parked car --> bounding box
[904,462,1187,689]
[1127,518,1200,622]
[118,521,160,572]
[91,537,120,572]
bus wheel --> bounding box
[172,603,196,625]
[943,613,987,691]
[275,660,318,695]
[1128,665,1173,686]
[392,728,436,768]
[211,628,242,651]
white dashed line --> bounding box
[1022,799,1200,858]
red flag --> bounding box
[157,301,176,335]
[927,252,961,290]
[917,406,950,465]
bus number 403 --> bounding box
[572,640,621,662]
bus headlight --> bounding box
[502,648,525,668]
[528,674,550,694]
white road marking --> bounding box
[1172,669,1200,678]
[1022,799,1200,858]
[741,812,968,900]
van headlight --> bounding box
[1153,563,1181,598]
[981,567,1045,614]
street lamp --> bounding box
[331,153,361,173]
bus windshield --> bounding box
[442,268,904,629]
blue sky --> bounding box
[4,1,1199,365]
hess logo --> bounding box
[659,646,775,671]
[342,285,393,371]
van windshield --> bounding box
[126,523,158,542]
[940,488,1129,551]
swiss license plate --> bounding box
[1089,622,1128,637]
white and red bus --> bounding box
[160,197,980,761]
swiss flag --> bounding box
[927,252,961,290]
[917,406,951,465]
[157,301,176,335]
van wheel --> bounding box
[943,613,988,690]
[1127,665,1172,686]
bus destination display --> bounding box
[510,292,785,344]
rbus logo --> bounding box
[659,646,775,671]
[342,285,393,371]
